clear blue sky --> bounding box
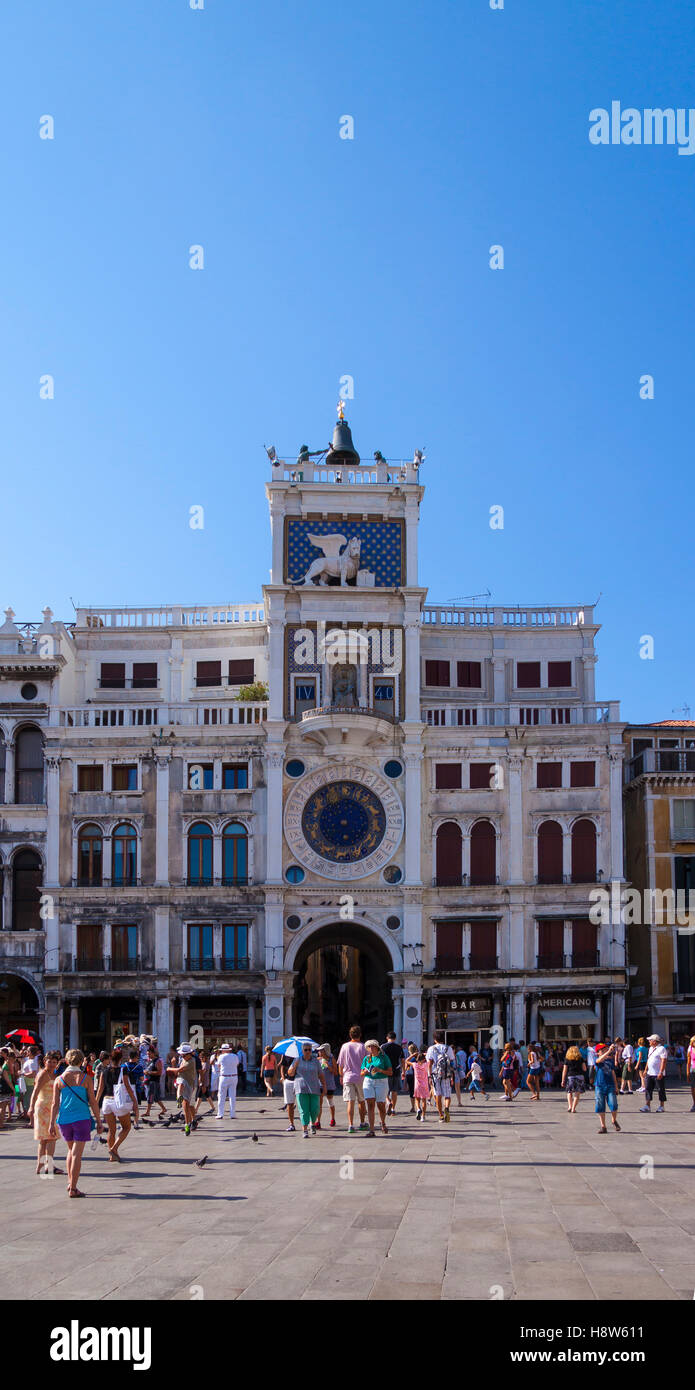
[2,0,693,722]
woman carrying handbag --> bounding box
[96,1049,139,1162]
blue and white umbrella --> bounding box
[271,1036,318,1059]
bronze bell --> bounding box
[326,417,360,467]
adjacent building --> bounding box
[0,413,627,1062]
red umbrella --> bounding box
[5,1029,38,1045]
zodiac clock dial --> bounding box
[284,762,404,881]
[301,780,386,864]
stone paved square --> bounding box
[2,1086,694,1302]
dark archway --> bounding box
[292,923,393,1050]
[0,973,42,1045]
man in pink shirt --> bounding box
[337,1025,367,1133]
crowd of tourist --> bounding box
[0,1028,693,1194]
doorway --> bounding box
[292,925,393,1051]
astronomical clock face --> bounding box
[284,762,404,881]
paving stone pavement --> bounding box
[2,1087,694,1301]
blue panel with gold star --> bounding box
[301,780,387,864]
[285,518,404,587]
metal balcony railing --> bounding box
[73,957,106,972]
[186,876,250,888]
[185,957,215,972]
[626,748,695,782]
[433,955,499,973]
[433,874,468,888]
[537,952,601,970]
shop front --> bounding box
[436,993,494,1052]
[188,1002,260,1054]
[536,993,598,1044]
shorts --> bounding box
[388,1076,400,1094]
[263,1069,275,1079]
[282,1080,296,1104]
[621,1062,633,1080]
[362,1076,389,1104]
[342,1081,364,1104]
[433,1080,452,1098]
[102,1098,132,1118]
[177,1080,196,1104]
[594,1085,618,1114]
[59,1119,92,1143]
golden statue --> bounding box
[336,399,345,420]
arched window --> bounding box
[78,823,103,886]
[15,727,43,804]
[435,822,462,887]
[188,822,213,885]
[222,822,248,885]
[13,849,42,930]
[470,820,496,886]
[537,821,563,884]
[571,819,597,883]
[112,823,137,886]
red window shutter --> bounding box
[538,919,563,966]
[470,820,496,885]
[436,763,462,790]
[426,660,450,687]
[537,821,563,882]
[470,763,493,790]
[537,762,562,789]
[435,922,463,968]
[571,918,597,966]
[133,662,157,688]
[571,819,596,882]
[436,822,462,885]
[196,661,222,686]
[517,662,540,689]
[570,761,595,787]
[457,661,482,688]
[548,661,572,687]
[228,659,255,683]
[470,920,496,969]
[100,662,125,688]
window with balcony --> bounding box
[469,763,494,790]
[537,919,563,969]
[228,659,255,684]
[223,922,249,970]
[15,727,43,803]
[470,920,497,969]
[457,661,482,688]
[537,821,563,883]
[78,824,103,886]
[571,918,598,968]
[187,923,214,971]
[223,763,249,789]
[425,660,450,687]
[113,764,138,791]
[112,924,138,970]
[188,823,213,885]
[112,823,137,885]
[571,819,597,882]
[548,661,572,687]
[196,661,221,688]
[189,763,214,790]
[223,822,248,885]
[100,662,126,689]
[12,850,42,930]
[537,762,562,789]
[132,662,158,689]
[570,761,595,787]
[76,924,102,971]
[435,763,462,790]
[470,820,496,885]
[673,801,695,842]
[517,662,541,689]
[77,765,104,791]
[435,822,462,886]
[435,921,463,971]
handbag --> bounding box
[113,1066,133,1111]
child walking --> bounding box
[412,1053,430,1121]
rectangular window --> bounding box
[77,765,103,791]
[223,923,249,968]
[187,923,214,969]
[570,761,595,787]
[571,918,597,968]
[196,661,222,687]
[469,920,497,970]
[100,662,125,689]
[548,660,572,687]
[673,801,695,840]
[537,762,562,789]
[76,924,102,971]
[537,919,564,969]
[132,662,157,689]
[435,921,463,971]
[374,683,394,701]
[189,763,214,790]
[457,661,482,688]
[295,683,316,702]
[223,763,249,789]
[112,764,137,791]
[228,659,255,684]
[435,763,462,790]
[112,924,138,968]
[470,763,494,790]
[425,660,450,687]
[517,662,541,689]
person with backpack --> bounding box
[426,1031,456,1123]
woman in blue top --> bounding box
[49,1049,102,1197]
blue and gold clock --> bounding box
[284,761,404,881]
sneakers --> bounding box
[656,1105,665,1112]
[444,1110,451,1123]
[329,1117,336,1127]
[184,1124,191,1136]
[359,1122,368,1131]
[347,1125,355,1134]
[303,1130,309,1139]
[639,1105,650,1113]
[313,1121,321,1130]
[285,1125,296,1132]
[308,1125,315,1136]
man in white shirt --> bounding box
[640,1034,668,1112]
[426,1031,456,1123]
[619,1040,635,1094]
[216,1043,240,1118]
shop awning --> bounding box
[539,1008,598,1024]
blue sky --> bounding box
[1,0,693,722]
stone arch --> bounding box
[284,913,403,973]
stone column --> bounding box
[44,754,61,887]
[154,752,171,885]
[247,999,257,1070]
[4,743,15,804]
[528,996,539,1043]
[507,754,524,884]
[265,892,284,976]
[179,998,188,1046]
[392,990,403,1040]
[402,985,423,1046]
[510,990,525,1042]
[284,995,293,1037]
[608,750,624,882]
[265,751,284,882]
[157,996,172,1055]
[266,603,285,721]
[263,988,284,1043]
[44,996,61,1051]
[613,989,625,1039]
[403,751,423,884]
[492,995,503,1060]
[138,998,147,1035]
[154,906,170,971]
[103,922,112,971]
[426,992,435,1044]
[403,617,421,723]
[69,1002,79,1049]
